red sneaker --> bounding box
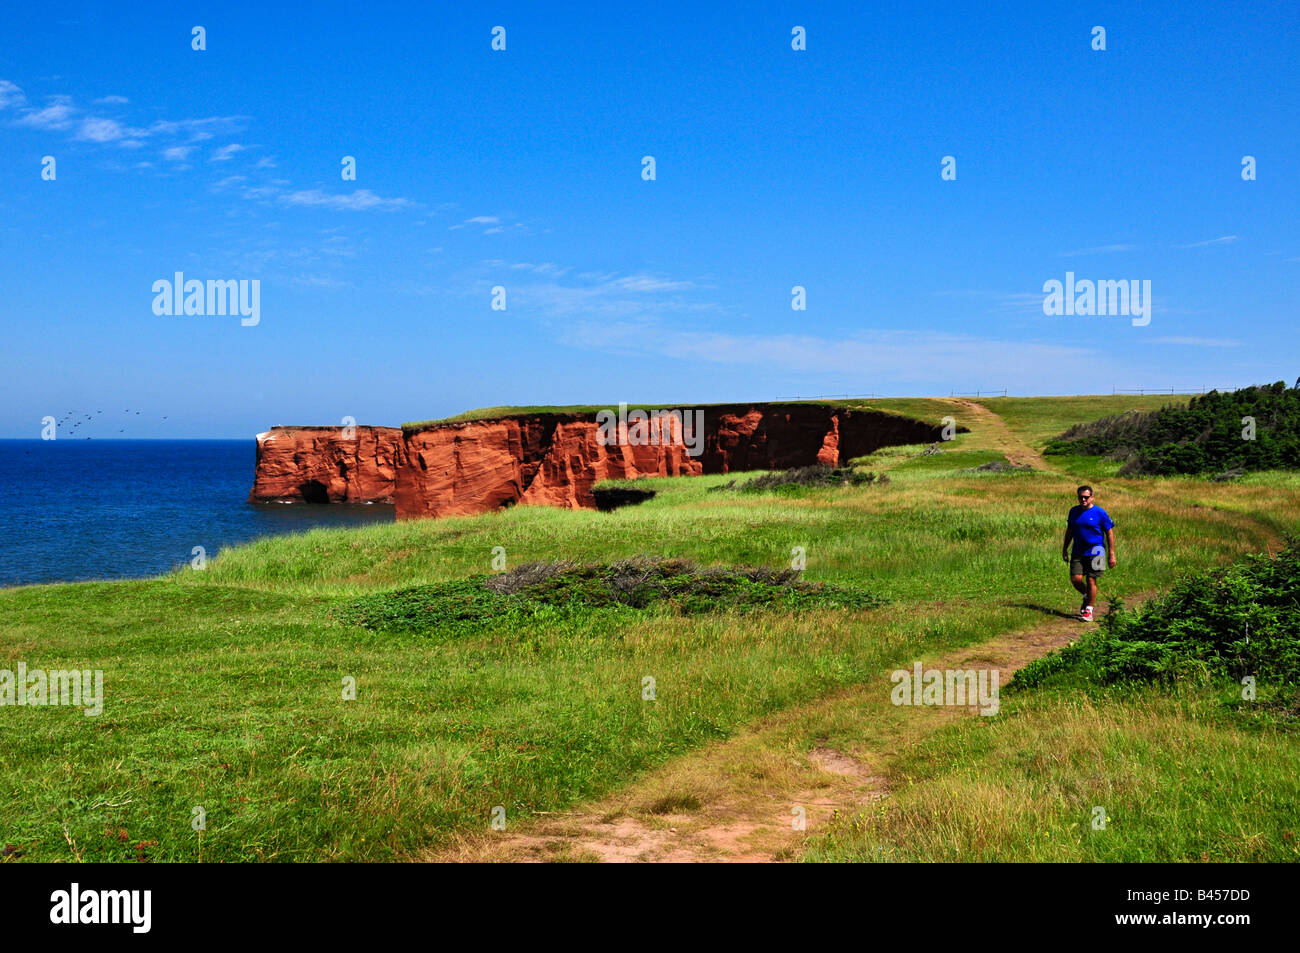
[1080,605,1094,622]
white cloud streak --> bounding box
[1180,235,1239,248]
[2,79,245,154]
[561,323,1094,385]
[1151,336,1241,347]
[210,143,247,162]
[279,189,411,211]
[0,80,25,108]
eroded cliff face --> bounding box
[250,405,946,519]
[248,426,405,504]
[703,405,935,473]
[396,415,703,519]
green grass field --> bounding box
[1,394,1296,862]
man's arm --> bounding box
[1106,527,1117,567]
[1062,525,1072,561]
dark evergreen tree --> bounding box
[1044,380,1300,475]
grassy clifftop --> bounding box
[402,398,930,429]
[2,393,1297,862]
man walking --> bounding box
[1063,485,1116,622]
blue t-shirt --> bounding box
[1067,504,1114,557]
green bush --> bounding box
[1043,380,1300,475]
[1011,535,1300,691]
[710,464,889,493]
[335,557,884,634]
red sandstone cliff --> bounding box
[249,405,950,519]
[396,415,702,519]
[703,405,930,473]
[248,426,405,503]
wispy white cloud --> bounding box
[1152,336,1241,347]
[488,260,570,276]
[936,286,1181,318]
[450,215,502,231]
[76,116,147,143]
[480,267,713,318]
[606,275,694,293]
[560,323,1092,384]
[143,117,244,140]
[280,188,411,211]
[216,236,363,289]
[240,184,285,200]
[15,99,76,130]
[4,75,419,231]
[1180,235,1239,248]
[288,274,352,289]
[210,143,247,162]
[0,80,25,109]
[3,79,246,157]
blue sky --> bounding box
[2,0,1297,438]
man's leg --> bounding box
[1071,572,1089,614]
[1086,575,1098,608]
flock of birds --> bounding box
[55,409,168,439]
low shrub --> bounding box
[1011,536,1300,694]
[336,557,884,634]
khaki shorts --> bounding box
[1070,554,1107,577]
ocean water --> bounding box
[0,440,394,588]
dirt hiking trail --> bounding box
[950,399,1050,471]
[424,600,1131,863]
